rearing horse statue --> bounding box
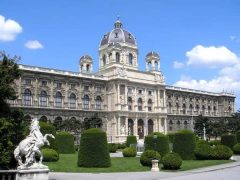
[14,118,55,169]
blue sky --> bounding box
[0,0,240,109]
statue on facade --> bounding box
[14,118,55,169]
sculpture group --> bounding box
[14,118,54,169]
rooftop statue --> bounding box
[14,118,55,169]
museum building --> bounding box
[9,20,235,143]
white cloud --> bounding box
[186,45,239,68]
[25,40,43,49]
[173,61,184,69]
[0,15,22,41]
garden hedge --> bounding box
[78,128,111,167]
[56,131,75,154]
[41,148,59,162]
[211,145,233,160]
[173,130,196,160]
[140,150,161,167]
[167,133,175,144]
[233,143,240,155]
[221,134,237,149]
[108,143,118,153]
[162,152,182,170]
[126,135,137,147]
[122,147,137,157]
[144,134,170,157]
[194,143,212,160]
[236,131,240,143]
[39,122,58,151]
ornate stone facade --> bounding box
[9,20,235,143]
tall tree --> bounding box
[194,115,211,139]
[0,52,21,117]
[0,52,25,169]
[82,113,103,130]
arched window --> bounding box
[154,61,158,70]
[129,53,133,65]
[148,119,154,135]
[182,103,186,114]
[148,61,152,71]
[184,121,188,129]
[86,64,90,72]
[39,116,48,122]
[54,116,63,131]
[176,103,179,113]
[116,52,120,63]
[69,93,76,109]
[23,89,32,106]
[128,119,134,135]
[138,98,143,111]
[169,120,173,131]
[102,54,106,66]
[148,99,152,111]
[189,104,193,114]
[128,97,132,110]
[39,90,47,107]
[83,95,89,109]
[55,92,62,107]
[95,96,102,110]
[138,119,144,139]
[177,120,181,129]
[168,102,172,113]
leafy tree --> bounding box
[61,118,82,134]
[0,52,21,117]
[194,115,211,139]
[82,113,102,130]
[0,52,25,169]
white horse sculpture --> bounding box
[14,118,55,169]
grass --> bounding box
[44,153,234,173]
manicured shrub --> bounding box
[39,122,58,151]
[116,143,126,149]
[41,148,59,162]
[236,131,240,143]
[173,130,196,160]
[167,133,175,144]
[144,134,170,157]
[233,143,240,155]
[56,131,75,154]
[126,135,137,147]
[162,152,182,170]
[122,147,137,157]
[140,150,161,167]
[209,140,221,146]
[108,143,118,153]
[211,145,233,160]
[221,134,237,149]
[78,128,111,167]
[194,144,213,160]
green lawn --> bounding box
[44,153,233,173]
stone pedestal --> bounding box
[16,168,49,180]
[151,160,159,172]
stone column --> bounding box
[134,117,138,137]
[117,116,120,136]
[125,117,128,136]
[164,118,167,134]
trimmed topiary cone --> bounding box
[173,130,196,160]
[78,128,111,167]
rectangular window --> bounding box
[57,82,62,88]
[148,91,152,95]
[96,86,101,92]
[25,79,31,85]
[84,86,89,91]
[41,81,47,86]
[71,84,75,89]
